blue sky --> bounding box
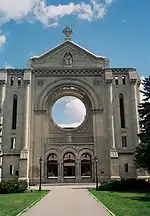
[0,0,149,126]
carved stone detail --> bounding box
[23,80,30,85]
[63,52,73,66]
[105,79,112,84]
[37,79,44,86]
[34,109,47,114]
[130,79,136,84]
[92,79,101,86]
[91,108,104,113]
[0,80,6,85]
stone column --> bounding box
[19,80,31,181]
[58,161,62,183]
[76,159,80,183]
[0,80,6,148]
[108,81,116,148]
[60,162,64,183]
[0,79,6,182]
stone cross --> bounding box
[63,26,73,40]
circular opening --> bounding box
[52,96,86,129]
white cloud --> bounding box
[0,32,6,47]
[64,97,86,122]
[0,0,114,27]
[59,122,82,128]
[4,62,14,69]
[54,96,86,128]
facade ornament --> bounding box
[130,79,136,84]
[105,79,112,84]
[63,52,73,66]
[0,80,6,85]
[37,79,44,86]
[34,109,47,114]
[93,79,101,86]
[91,108,104,113]
[23,80,30,85]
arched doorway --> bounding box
[81,153,92,177]
[47,153,58,178]
[63,153,75,178]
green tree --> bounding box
[135,76,150,171]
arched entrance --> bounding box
[63,152,75,178]
[47,153,58,178]
[81,153,92,177]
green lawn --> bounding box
[89,189,150,216]
[0,190,48,216]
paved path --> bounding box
[21,185,110,216]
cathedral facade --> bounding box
[0,28,144,185]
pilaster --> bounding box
[129,70,140,147]
[105,69,120,179]
[92,108,108,179]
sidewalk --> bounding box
[21,185,111,216]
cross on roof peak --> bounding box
[62,26,73,41]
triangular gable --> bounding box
[30,40,109,69]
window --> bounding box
[115,76,119,85]
[17,77,21,86]
[10,165,14,175]
[0,156,2,164]
[122,136,127,147]
[119,93,125,128]
[11,137,16,149]
[124,163,128,173]
[122,76,126,85]
[81,153,92,177]
[0,129,2,136]
[47,154,58,178]
[15,170,19,176]
[63,153,75,177]
[12,95,18,129]
[10,77,14,86]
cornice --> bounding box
[33,68,104,76]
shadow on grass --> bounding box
[129,195,150,202]
[71,187,94,189]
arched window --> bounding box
[12,94,18,129]
[115,76,119,85]
[122,76,126,85]
[81,153,92,177]
[63,152,75,177]
[119,93,125,128]
[47,153,58,178]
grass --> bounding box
[89,189,150,216]
[0,190,49,216]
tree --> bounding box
[135,76,150,172]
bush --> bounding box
[0,180,28,194]
[99,178,150,192]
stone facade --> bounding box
[0,29,146,185]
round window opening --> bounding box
[52,96,86,129]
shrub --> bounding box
[0,180,28,194]
[99,178,150,192]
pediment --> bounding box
[30,40,109,69]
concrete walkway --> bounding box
[21,184,110,216]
